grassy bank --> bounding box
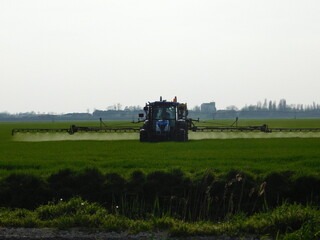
[0,197,319,239]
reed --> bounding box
[1,168,318,224]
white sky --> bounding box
[1,0,320,113]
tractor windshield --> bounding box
[153,106,176,120]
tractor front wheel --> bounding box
[140,129,149,142]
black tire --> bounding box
[185,130,189,141]
[140,129,149,142]
[176,129,188,142]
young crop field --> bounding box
[0,119,319,239]
[1,119,320,178]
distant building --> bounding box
[201,102,216,113]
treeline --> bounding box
[0,109,143,121]
[235,99,320,119]
[193,99,320,119]
[1,99,320,121]
[241,99,320,112]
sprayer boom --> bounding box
[10,98,320,140]
[11,119,140,136]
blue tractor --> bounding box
[139,97,190,142]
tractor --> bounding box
[139,97,190,142]
[11,96,320,141]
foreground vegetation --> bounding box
[0,197,319,239]
[0,168,318,220]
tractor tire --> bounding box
[176,129,188,142]
[140,129,149,142]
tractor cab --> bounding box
[151,102,178,136]
[139,97,189,142]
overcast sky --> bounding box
[1,0,319,113]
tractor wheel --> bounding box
[140,130,149,142]
[176,129,188,142]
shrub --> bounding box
[48,169,77,200]
[0,174,49,209]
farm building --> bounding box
[201,102,217,113]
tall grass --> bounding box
[0,197,318,239]
[0,168,318,223]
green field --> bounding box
[0,119,320,178]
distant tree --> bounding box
[247,105,257,111]
[226,105,238,111]
[297,104,303,111]
[272,101,277,111]
[257,101,262,110]
[134,105,142,111]
[287,104,295,111]
[124,105,142,111]
[192,105,201,112]
[278,99,287,111]
[241,105,248,111]
[116,103,122,111]
[268,101,273,111]
[262,99,268,109]
[0,112,10,119]
[106,105,115,111]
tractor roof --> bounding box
[149,101,180,106]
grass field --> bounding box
[0,119,320,178]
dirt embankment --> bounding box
[0,228,264,240]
